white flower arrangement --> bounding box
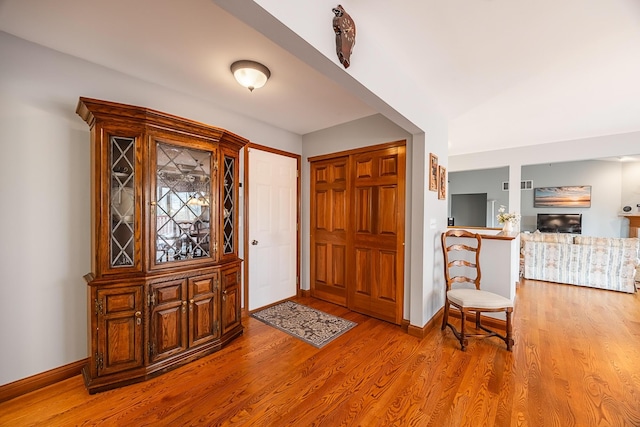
[496,205,520,224]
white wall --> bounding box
[449,131,640,173]
[0,32,302,386]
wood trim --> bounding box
[0,359,87,403]
[308,140,406,163]
[446,226,518,241]
[246,142,299,160]
[246,296,298,315]
[243,144,302,311]
[405,305,506,340]
[448,310,507,331]
[407,308,444,339]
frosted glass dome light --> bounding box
[230,60,271,92]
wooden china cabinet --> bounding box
[76,97,247,393]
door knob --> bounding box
[251,240,258,245]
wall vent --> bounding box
[502,180,533,191]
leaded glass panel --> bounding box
[155,143,212,263]
[110,136,135,267]
[223,155,234,254]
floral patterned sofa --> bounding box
[522,232,639,293]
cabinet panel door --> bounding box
[95,286,144,377]
[97,125,144,276]
[219,147,239,262]
[149,279,188,363]
[188,273,220,347]
[150,136,218,270]
[221,265,241,335]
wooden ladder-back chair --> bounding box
[441,229,514,351]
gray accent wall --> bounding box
[521,160,623,236]
[450,160,636,237]
[448,167,509,227]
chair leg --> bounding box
[506,309,514,351]
[441,301,450,331]
[475,311,481,329]
[460,310,467,351]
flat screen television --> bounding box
[536,213,582,234]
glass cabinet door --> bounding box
[223,154,235,255]
[110,136,136,268]
[155,142,214,264]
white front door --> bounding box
[247,148,297,310]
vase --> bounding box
[502,221,514,233]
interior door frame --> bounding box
[243,143,301,314]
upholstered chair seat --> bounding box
[447,289,514,310]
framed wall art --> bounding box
[533,185,591,208]
[438,165,447,200]
[429,153,438,192]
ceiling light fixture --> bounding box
[230,60,271,92]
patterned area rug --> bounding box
[251,301,357,348]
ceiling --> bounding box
[1,0,639,155]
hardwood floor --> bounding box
[2,279,639,426]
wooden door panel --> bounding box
[311,144,404,321]
[312,242,347,305]
[378,185,398,235]
[352,247,400,322]
[378,250,397,302]
[332,162,348,182]
[104,317,137,366]
[314,191,328,230]
[349,145,405,324]
[354,248,372,296]
[95,286,144,377]
[314,188,348,232]
[314,165,329,183]
[379,155,398,176]
[190,298,216,346]
[222,286,239,334]
[152,307,184,358]
[221,265,241,335]
[310,157,349,306]
[331,244,347,288]
[332,188,347,231]
[189,274,219,347]
[355,158,373,179]
[313,242,347,286]
[355,187,373,233]
[150,280,187,363]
